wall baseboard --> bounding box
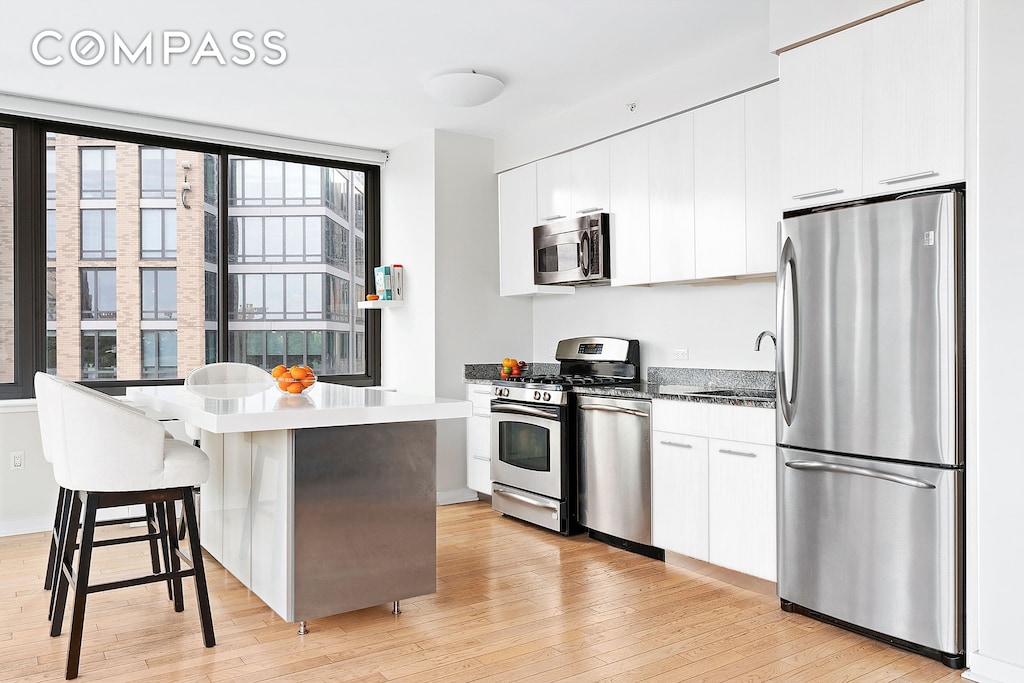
[436,488,478,506]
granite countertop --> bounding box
[463,364,776,409]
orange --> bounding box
[277,378,294,391]
[286,381,304,394]
[271,365,287,379]
[301,377,316,388]
[289,365,306,380]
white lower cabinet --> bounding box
[465,385,493,495]
[652,400,776,581]
[708,438,776,581]
[652,430,709,561]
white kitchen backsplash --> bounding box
[531,278,775,373]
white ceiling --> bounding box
[1,0,768,153]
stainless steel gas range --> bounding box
[489,336,640,535]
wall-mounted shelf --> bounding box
[357,299,404,310]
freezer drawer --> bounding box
[777,446,963,658]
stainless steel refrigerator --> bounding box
[776,188,964,668]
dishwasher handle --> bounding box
[579,403,649,418]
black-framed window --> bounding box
[80,147,116,199]
[46,268,56,321]
[81,330,116,379]
[227,272,347,321]
[141,268,177,320]
[140,208,177,259]
[46,209,56,260]
[140,147,176,199]
[204,212,218,264]
[0,115,381,398]
[204,271,217,322]
[228,329,350,375]
[81,208,116,259]
[80,268,116,320]
[46,148,56,200]
[228,215,328,264]
[141,330,177,378]
[229,158,331,207]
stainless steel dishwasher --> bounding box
[577,394,660,558]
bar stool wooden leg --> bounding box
[47,487,74,620]
[163,499,185,613]
[64,493,99,680]
[181,487,215,647]
[49,492,81,637]
[44,487,67,591]
[150,503,174,600]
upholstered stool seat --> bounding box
[34,372,215,680]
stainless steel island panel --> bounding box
[291,421,437,621]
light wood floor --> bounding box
[0,501,964,682]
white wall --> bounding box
[0,405,57,536]
[382,130,532,503]
[493,29,778,172]
[966,0,1024,680]
[532,280,776,373]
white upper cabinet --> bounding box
[648,112,696,284]
[610,128,651,287]
[536,154,571,223]
[862,0,965,191]
[780,23,864,211]
[694,96,746,279]
[570,141,610,216]
[744,83,780,275]
[779,0,966,209]
[498,164,571,296]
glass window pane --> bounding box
[141,209,161,251]
[46,209,56,260]
[265,217,283,258]
[285,162,302,199]
[285,217,303,259]
[265,273,283,315]
[264,160,283,200]
[286,273,304,314]
[157,270,176,316]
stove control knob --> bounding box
[542,392,551,402]
[533,390,542,400]
[501,388,510,397]
[493,387,500,397]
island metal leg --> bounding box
[392,601,401,615]
[298,620,308,635]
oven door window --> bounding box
[498,421,551,472]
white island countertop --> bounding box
[127,382,471,434]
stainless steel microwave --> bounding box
[533,213,610,286]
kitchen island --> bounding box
[127,382,471,629]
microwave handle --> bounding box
[580,230,591,276]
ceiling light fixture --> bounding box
[424,70,504,107]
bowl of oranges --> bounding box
[271,364,317,394]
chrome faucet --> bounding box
[755,330,776,351]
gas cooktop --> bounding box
[492,374,628,389]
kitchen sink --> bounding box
[689,388,776,400]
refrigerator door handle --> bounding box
[777,236,799,426]
[784,459,937,489]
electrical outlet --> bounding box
[548,347,556,358]
[672,348,689,361]
[10,451,24,471]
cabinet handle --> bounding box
[659,440,693,449]
[471,389,491,394]
[718,448,757,458]
[791,188,842,201]
[878,170,937,185]
[472,455,490,462]
[541,214,566,222]
[576,207,603,214]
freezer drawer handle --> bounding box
[878,170,937,185]
[791,188,841,200]
[579,404,649,418]
[471,455,490,462]
[719,448,757,458]
[785,460,936,489]
[659,440,693,449]
[493,487,560,510]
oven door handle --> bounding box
[491,404,560,420]
[492,487,560,511]
[579,404,649,418]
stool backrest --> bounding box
[34,372,167,492]
[185,362,274,386]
